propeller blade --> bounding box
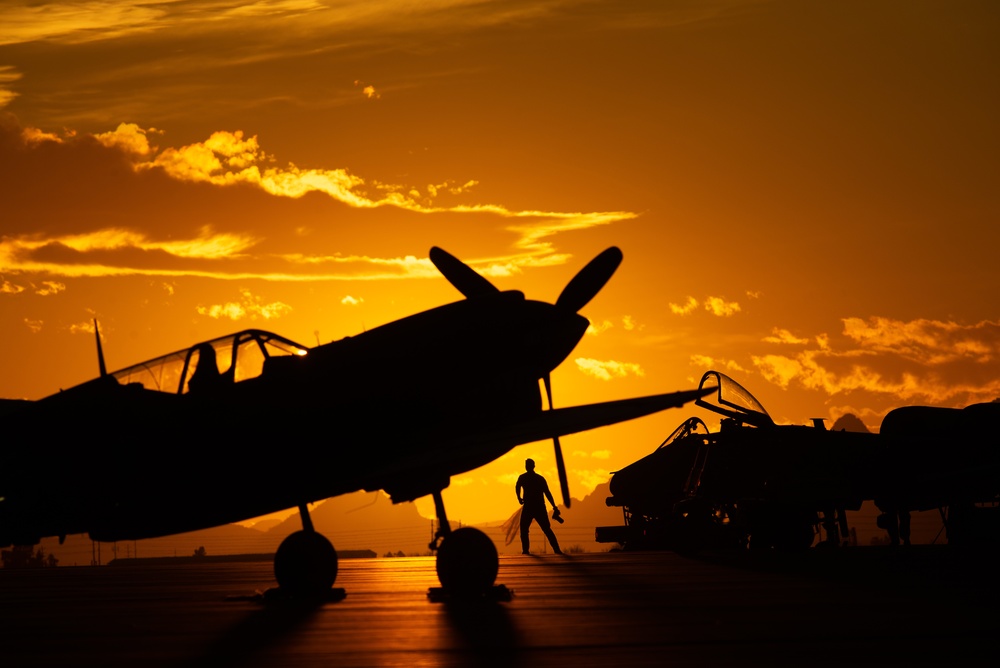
[555,246,623,313]
[429,247,499,299]
[544,374,571,508]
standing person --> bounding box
[515,458,562,555]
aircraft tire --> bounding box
[435,527,499,595]
[274,530,339,597]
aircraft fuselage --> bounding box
[1,291,589,545]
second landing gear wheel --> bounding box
[274,530,339,598]
[435,527,499,596]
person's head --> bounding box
[525,458,535,471]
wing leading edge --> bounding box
[457,387,714,453]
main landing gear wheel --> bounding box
[274,530,339,598]
[435,527,499,596]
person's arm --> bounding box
[543,480,556,508]
[516,477,524,505]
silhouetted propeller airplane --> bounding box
[0,246,710,598]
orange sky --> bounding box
[2,1,999,526]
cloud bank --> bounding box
[0,119,637,283]
[750,316,1000,408]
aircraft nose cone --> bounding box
[529,305,589,374]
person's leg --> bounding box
[519,509,533,554]
[536,513,561,554]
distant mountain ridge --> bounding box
[831,413,872,433]
[34,483,629,567]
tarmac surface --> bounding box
[2,547,999,667]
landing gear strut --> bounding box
[272,503,343,601]
[428,490,507,601]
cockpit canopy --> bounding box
[694,370,774,428]
[110,329,309,395]
[655,416,710,451]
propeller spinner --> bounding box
[429,245,624,509]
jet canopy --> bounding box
[694,370,774,428]
[110,329,309,394]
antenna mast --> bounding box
[94,319,107,377]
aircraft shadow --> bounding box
[193,599,323,668]
[442,598,521,666]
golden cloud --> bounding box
[2,121,638,282]
[574,357,645,381]
[68,320,97,335]
[21,126,62,144]
[763,327,809,345]
[0,227,260,277]
[94,122,156,156]
[113,126,638,251]
[704,296,741,317]
[570,449,611,460]
[842,316,998,364]
[426,181,478,198]
[0,2,164,46]
[750,317,1000,407]
[753,351,950,401]
[669,296,698,315]
[0,1,327,48]
[493,472,519,487]
[690,353,714,369]
[34,280,66,296]
[353,79,381,100]
[587,316,640,335]
[671,296,741,317]
[0,66,21,108]
[573,468,613,494]
[280,253,441,279]
[689,354,746,375]
[585,319,614,336]
[224,1,324,19]
[505,210,639,257]
[196,288,292,321]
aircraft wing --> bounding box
[375,387,714,503]
[464,387,713,452]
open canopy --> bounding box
[694,370,774,428]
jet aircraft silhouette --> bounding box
[0,246,709,597]
[597,370,1000,552]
